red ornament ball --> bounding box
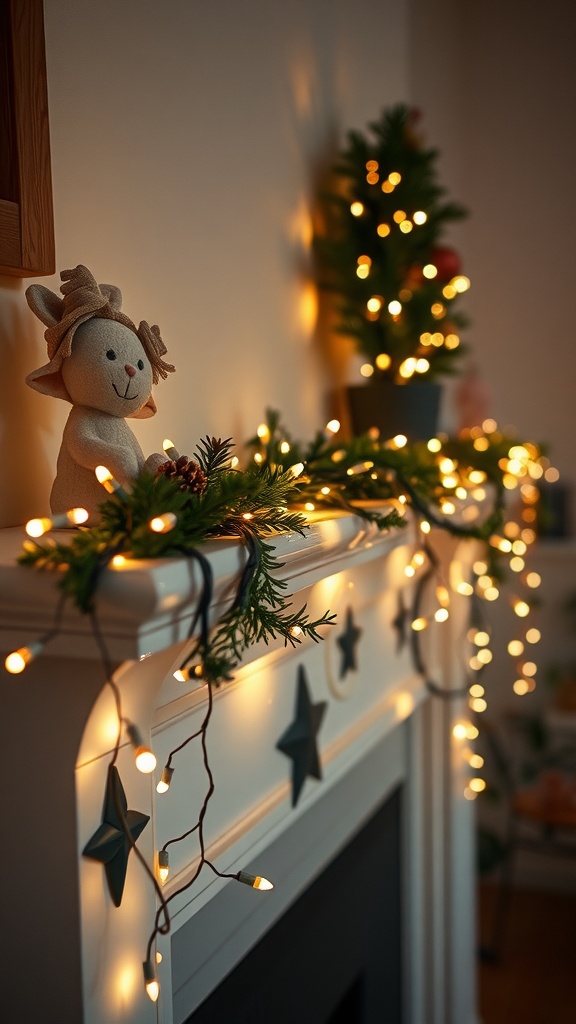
[429,246,462,282]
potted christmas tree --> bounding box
[314,104,469,440]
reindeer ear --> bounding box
[26,359,72,403]
[129,393,157,419]
[99,283,123,310]
[25,285,63,328]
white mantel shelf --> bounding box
[0,514,480,1024]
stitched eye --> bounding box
[106,349,117,360]
[137,359,144,371]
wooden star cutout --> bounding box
[277,666,327,807]
[336,606,362,678]
[392,590,409,653]
[82,764,150,907]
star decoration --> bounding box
[276,666,327,807]
[82,764,150,907]
[392,590,409,653]
[336,606,362,678]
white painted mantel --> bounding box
[0,513,480,1024]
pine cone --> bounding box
[156,456,208,495]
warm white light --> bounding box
[453,723,468,739]
[411,617,428,631]
[513,679,530,696]
[469,753,484,769]
[149,513,177,534]
[526,628,541,644]
[514,600,531,618]
[95,466,128,498]
[423,264,438,279]
[350,201,364,216]
[326,419,341,435]
[393,433,407,448]
[415,358,430,373]
[525,572,541,588]
[157,850,170,885]
[434,608,449,623]
[257,423,270,440]
[375,353,392,370]
[289,462,305,478]
[156,766,174,794]
[143,961,159,1002]
[162,438,180,460]
[360,363,375,377]
[469,777,486,793]
[127,724,157,774]
[508,640,524,656]
[279,441,291,454]
[427,438,442,453]
[135,749,157,774]
[304,502,315,512]
[456,582,474,596]
[388,300,402,315]
[413,210,427,224]
[420,520,431,533]
[4,643,42,673]
[25,517,53,538]
[238,871,274,891]
[398,358,416,379]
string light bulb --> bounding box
[157,850,170,885]
[143,960,160,1002]
[126,723,157,774]
[162,438,180,460]
[95,466,129,500]
[4,641,44,674]
[237,871,274,891]
[156,766,174,794]
[149,512,177,534]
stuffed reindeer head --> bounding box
[25,265,175,519]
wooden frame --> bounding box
[0,0,54,276]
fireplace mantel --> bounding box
[0,514,480,1024]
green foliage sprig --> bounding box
[19,437,335,684]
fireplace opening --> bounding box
[187,786,403,1024]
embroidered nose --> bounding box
[125,363,136,378]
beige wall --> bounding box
[0,0,409,528]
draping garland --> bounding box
[8,416,550,1003]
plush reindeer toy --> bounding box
[26,265,175,521]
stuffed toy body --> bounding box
[26,265,175,521]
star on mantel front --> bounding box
[336,606,362,678]
[82,764,150,907]
[276,666,327,807]
[392,590,410,653]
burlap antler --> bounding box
[137,322,176,383]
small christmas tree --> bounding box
[315,104,470,384]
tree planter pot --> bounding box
[347,380,442,442]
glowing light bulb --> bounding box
[413,210,427,224]
[326,419,340,435]
[157,850,170,884]
[127,724,157,774]
[525,572,541,588]
[469,777,486,793]
[4,641,43,674]
[143,960,159,1002]
[162,438,180,460]
[411,617,428,632]
[469,753,484,769]
[149,512,177,534]
[156,765,174,794]
[279,441,291,454]
[420,520,431,533]
[367,297,382,313]
[526,628,541,644]
[427,438,442,453]
[453,723,468,739]
[25,517,53,538]
[456,582,474,596]
[350,201,364,216]
[289,462,304,478]
[415,358,430,373]
[423,264,437,279]
[257,423,270,441]
[398,358,416,378]
[513,600,530,618]
[388,299,402,315]
[320,486,331,495]
[374,352,391,371]
[377,222,391,236]
[238,871,274,891]
[304,502,315,512]
[392,434,407,448]
[435,608,449,623]
[513,679,529,695]
[360,363,375,377]
[95,466,128,499]
[474,631,490,647]
[508,640,524,656]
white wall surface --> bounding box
[0,0,409,528]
